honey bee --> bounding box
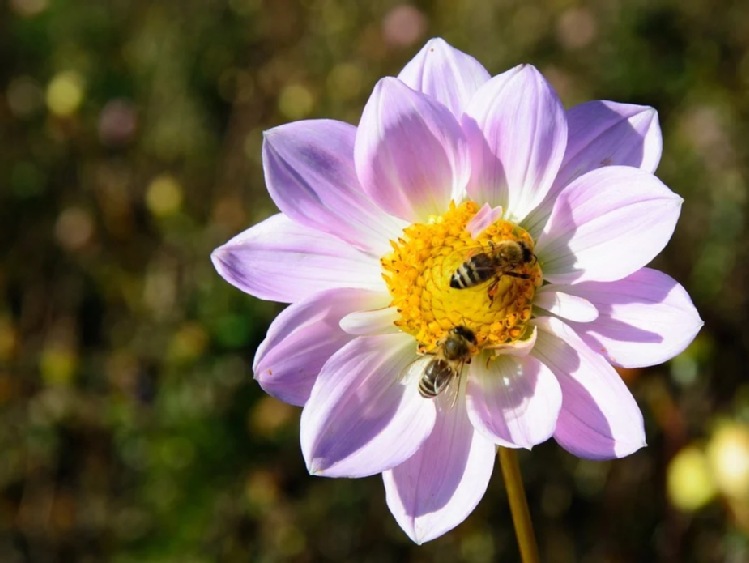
[449,240,536,299]
[418,325,477,399]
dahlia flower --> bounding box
[212,38,702,543]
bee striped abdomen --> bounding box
[418,359,455,398]
[449,253,496,289]
[417,326,476,400]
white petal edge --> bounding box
[488,326,537,357]
[340,306,400,336]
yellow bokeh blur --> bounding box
[146,174,183,217]
[707,422,749,500]
[278,83,315,120]
[668,446,716,511]
[168,322,209,363]
[40,345,78,387]
[46,71,85,117]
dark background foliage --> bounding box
[1,0,748,561]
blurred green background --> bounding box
[2,0,749,561]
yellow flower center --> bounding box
[381,201,543,355]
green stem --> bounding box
[499,447,540,563]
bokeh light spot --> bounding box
[668,446,716,511]
[245,469,279,509]
[381,4,428,47]
[40,345,78,387]
[9,0,48,17]
[169,322,209,363]
[55,206,95,251]
[146,174,183,217]
[46,71,85,117]
[250,396,295,437]
[326,63,363,101]
[278,84,315,120]
[557,7,597,50]
[707,422,749,500]
[98,99,139,147]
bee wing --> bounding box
[443,360,469,408]
[398,355,431,386]
[461,242,491,259]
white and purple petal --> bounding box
[557,101,662,186]
[300,333,436,478]
[398,37,490,118]
[561,268,703,368]
[488,325,537,357]
[463,64,567,221]
[253,287,383,406]
[339,305,400,336]
[355,77,470,222]
[525,101,662,235]
[211,214,385,303]
[466,355,562,448]
[383,392,496,544]
[535,166,682,284]
[263,119,405,256]
[466,202,504,238]
[533,317,646,459]
[534,287,598,322]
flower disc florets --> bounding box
[381,201,542,354]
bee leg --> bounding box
[487,279,499,303]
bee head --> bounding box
[451,325,477,345]
[443,325,477,360]
[519,241,535,264]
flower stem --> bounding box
[499,447,540,563]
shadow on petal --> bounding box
[554,374,618,459]
[535,319,645,459]
[565,268,702,367]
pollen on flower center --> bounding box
[380,201,543,355]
